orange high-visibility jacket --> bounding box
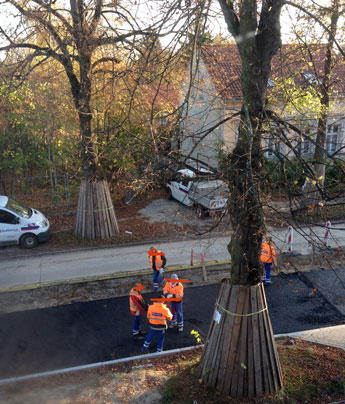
[129,288,147,316]
[260,241,277,263]
[147,302,172,329]
[148,249,166,271]
[163,282,184,302]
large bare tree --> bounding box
[198,0,285,398]
[0,0,179,239]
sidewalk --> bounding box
[2,222,345,291]
[277,324,345,351]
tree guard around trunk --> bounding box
[199,279,282,398]
[75,180,119,240]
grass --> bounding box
[2,340,344,404]
[161,339,345,404]
[161,376,183,403]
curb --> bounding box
[0,231,231,261]
[0,260,231,293]
[0,345,203,386]
[2,329,343,387]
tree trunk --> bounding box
[72,54,120,239]
[302,0,339,214]
[199,280,282,398]
[200,0,284,397]
[227,106,264,285]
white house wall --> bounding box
[180,57,224,168]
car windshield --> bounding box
[6,198,32,219]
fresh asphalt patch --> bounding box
[302,268,345,316]
[0,272,344,379]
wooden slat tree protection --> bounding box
[199,279,282,398]
[75,180,119,240]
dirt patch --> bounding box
[0,190,230,258]
[1,340,344,404]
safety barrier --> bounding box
[286,226,293,252]
[324,221,332,246]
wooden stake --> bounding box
[199,280,282,399]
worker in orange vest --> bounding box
[148,247,167,291]
[141,299,173,353]
[163,273,184,332]
[129,282,148,340]
[260,236,277,285]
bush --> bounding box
[261,158,305,192]
[325,159,345,188]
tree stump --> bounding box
[198,279,282,398]
[75,180,119,240]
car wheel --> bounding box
[167,188,173,200]
[20,233,39,249]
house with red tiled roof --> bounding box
[179,43,345,167]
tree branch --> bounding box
[218,0,240,38]
[284,0,345,58]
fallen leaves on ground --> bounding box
[1,340,344,404]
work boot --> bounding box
[133,334,145,341]
[169,323,176,329]
[178,327,183,333]
[139,330,147,336]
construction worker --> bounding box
[129,282,148,340]
[260,236,277,285]
[142,298,173,353]
[148,247,167,291]
[163,273,184,332]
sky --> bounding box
[0,0,340,53]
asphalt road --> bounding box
[2,222,345,289]
[0,270,344,380]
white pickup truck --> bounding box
[166,169,228,217]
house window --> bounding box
[326,124,339,153]
[303,72,322,85]
[267,136,281,156]
[298,129,312,155]
[327,124,339,133]
[326,135,337,153]
[159,116,168,126]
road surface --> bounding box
[0,269,344,380]
[1,223,345,289]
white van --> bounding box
[0,195,50,248]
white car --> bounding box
[166,169,196,206]
[0,196,50,248]
[166,169,228,217]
